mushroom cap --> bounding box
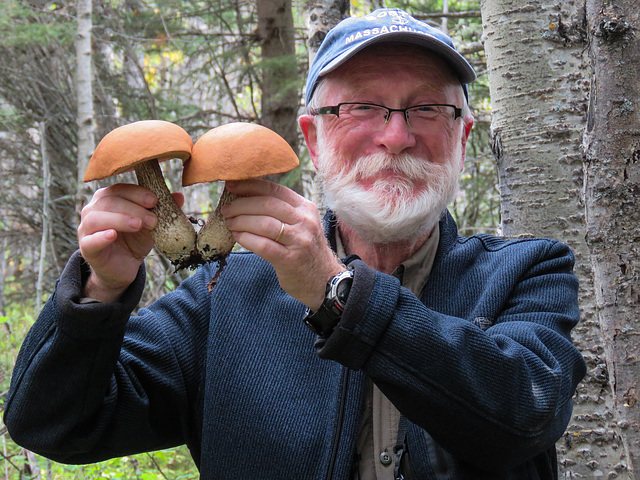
[182,123,299,186]
[84,120,193,182]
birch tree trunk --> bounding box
[76,0,95,216]
[0,237,6,319]
[37,121,51,310]
[441,0,449,34]
[301,0,349,204]
[583,0,640,475]
[480,0,626,476]
[303,0,350,66]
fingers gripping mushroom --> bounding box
[84,120,197,268]
[182,122,300,264]
[85,121,299,278]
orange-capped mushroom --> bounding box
[183,123,299,264]
[85,120,197,269]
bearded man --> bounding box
[5,8,585,480]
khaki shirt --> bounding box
[337,229,440,480]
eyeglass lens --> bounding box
[338,103,456,128]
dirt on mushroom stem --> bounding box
[170,249,229,272]
[170,248,230,293]
[171,189,238,291]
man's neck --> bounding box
[338,222,434,275]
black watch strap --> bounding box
[303,269,354,337]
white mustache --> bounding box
[334,151,439,184]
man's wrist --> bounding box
[303,267,354,337]
[82,273,127,304]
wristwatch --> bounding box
[303,268,354,337]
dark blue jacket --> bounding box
[4,212,586,479]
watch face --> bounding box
[335,277,352,305]
[303,269,354,337]
[328,270,353,310]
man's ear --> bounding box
[299,114,320,168]
[459,115,474,170]
[464,116,474,140]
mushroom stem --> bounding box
[134,159,197,267]
[196,186,237,263]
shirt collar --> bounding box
[335,226,440,297]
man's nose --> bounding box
[374,111,417,154]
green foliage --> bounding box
[0,302,199,479]
[0,0,75,47]
[0,442,199,479]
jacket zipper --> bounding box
[325,366,351,480]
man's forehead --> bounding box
[333,45,457,78]
[324,47,460,95]
[334,79,453,99]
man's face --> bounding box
[302,46,473,244]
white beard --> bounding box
[315,142,461,244]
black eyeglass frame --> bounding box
[310,102,463,123]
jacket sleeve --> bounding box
[316,238,587,471]
[3,251,210,465]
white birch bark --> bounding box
[442,0,449,34]
[76,0,95,217]
[480,0,625,476]
[303,0,350,66]
[36,121,51,310]
[302,0,350,205]
[583,0,640,476]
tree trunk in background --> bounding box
[76,0,95,216]
[301,0,349,205]
[303,0,350,66]
[0,237,6,318]
[480,0,626,476]
[583,0,640,475]
[36,121,51,310]
[441,0,449,34]
[256,0,301,192]
[256,0,297,147]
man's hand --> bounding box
[78,184,181,303]
[222,179,345,311]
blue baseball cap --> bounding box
[304,8,476,105]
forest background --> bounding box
[0,0,638,478]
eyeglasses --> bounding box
[311,102,463,129]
